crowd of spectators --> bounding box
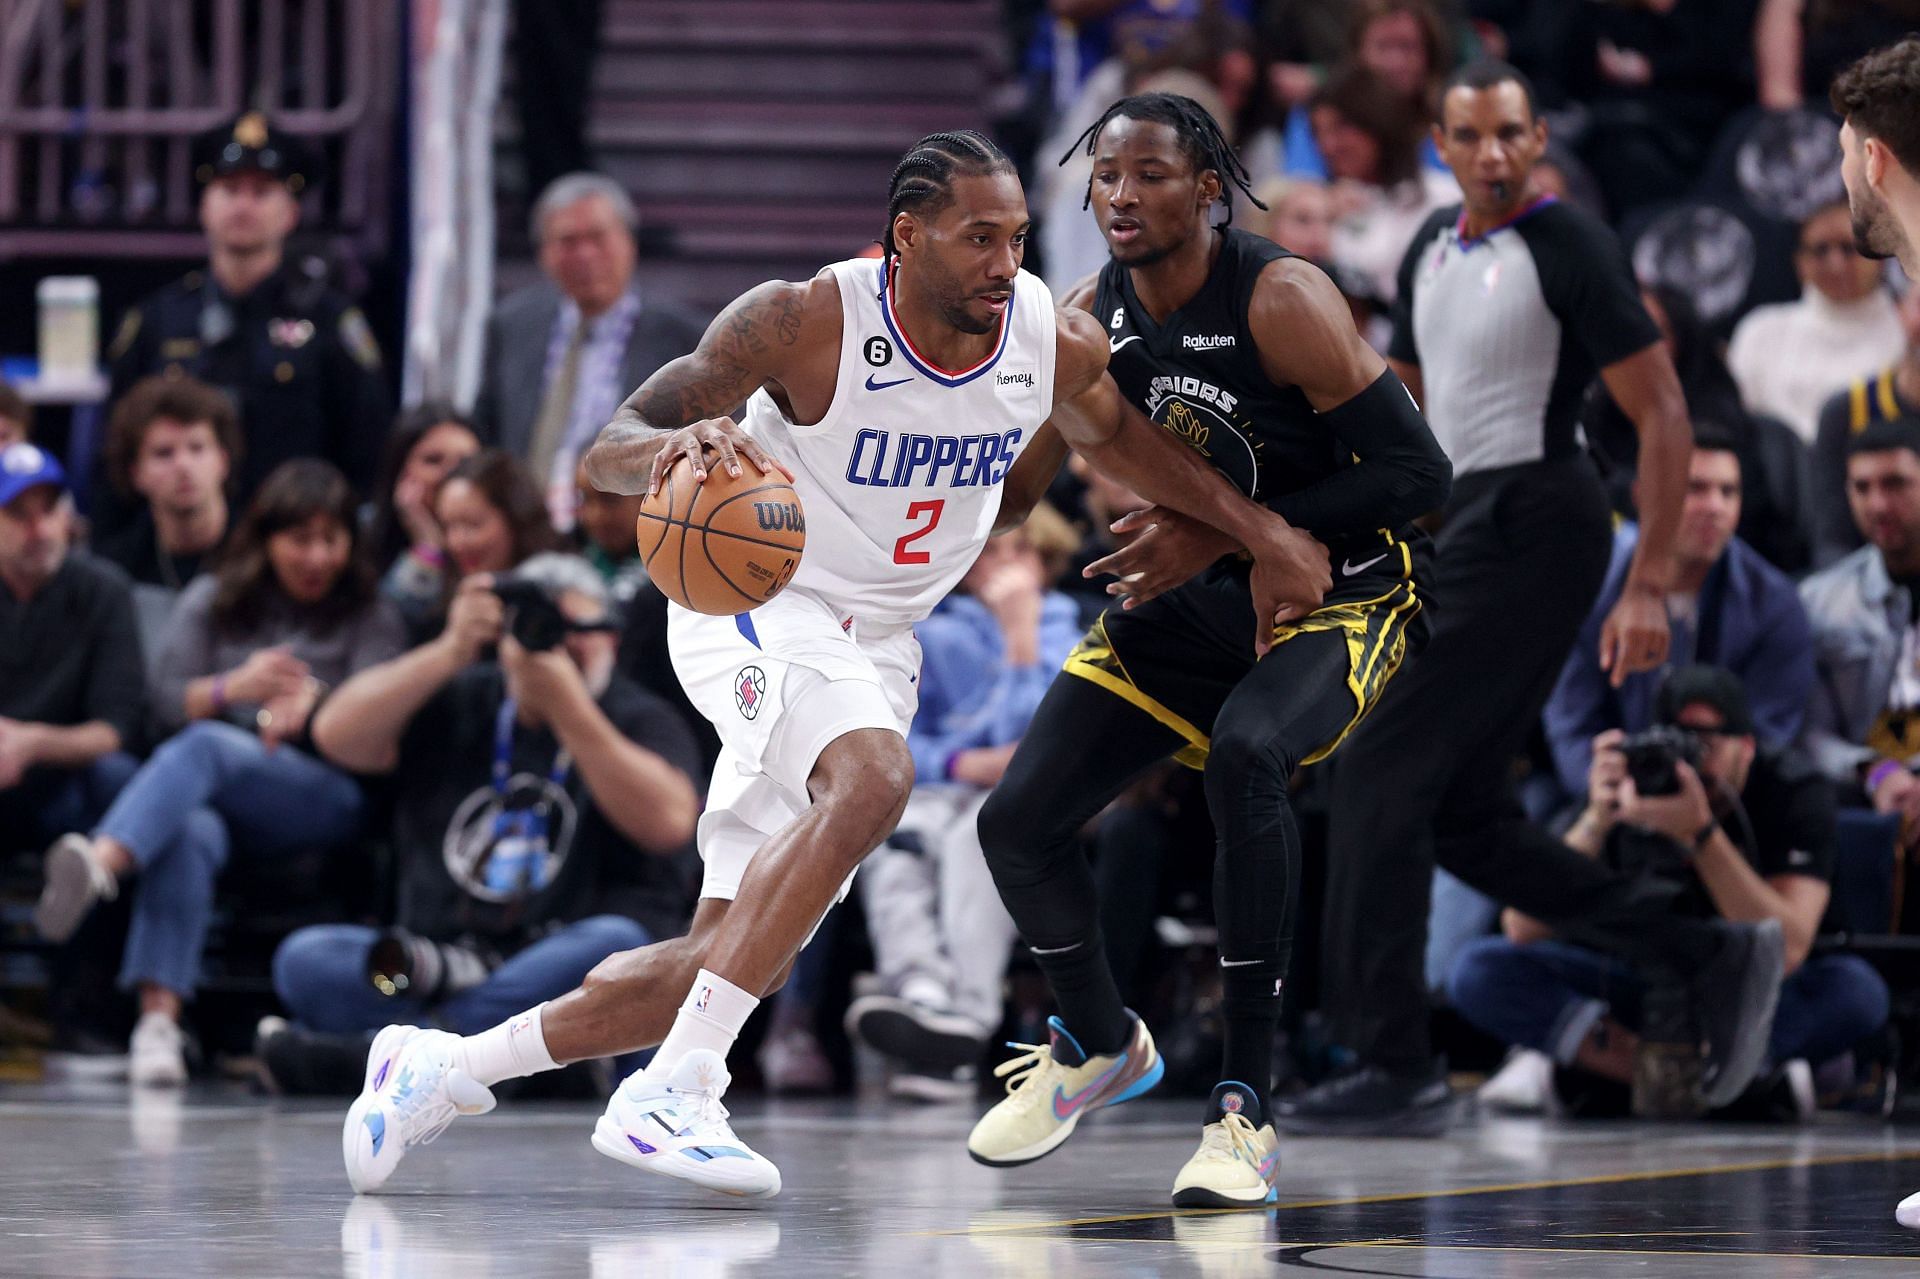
[6,0,1920,1129]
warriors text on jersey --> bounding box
[736,255,1057,626]
[1094,226,1398,561]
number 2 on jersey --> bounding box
[893,500,945,565]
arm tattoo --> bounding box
[624,283,803,432]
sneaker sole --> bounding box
[590,1115,781,1199]
[848,998,985,1073]
[967,1052,1166,1168]
[1171,1182,1280,1209]
[1699,919,1785,1109]
[34,835,99,943]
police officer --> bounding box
[102,111,390,535]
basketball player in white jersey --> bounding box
[340,130,1330,1199]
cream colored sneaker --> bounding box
[966,1014,1162,1167]
[129,1011,188,1088]
[1171,1081,1280,1208]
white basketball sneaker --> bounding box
[342,1025,497,1194]
[591,1048,781,1199]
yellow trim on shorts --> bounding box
[1061,615,1212,768]
[1879,372,1900,422]
[1851,378,1870,432]
[1061,579,1422,771]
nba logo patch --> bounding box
[1222,1090,1245,1114]
[734,665,767,720]
[694,985,712,1013]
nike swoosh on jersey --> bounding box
[865,374,914,391]
[1108,335,1143,353]
[1342,552,1391,577]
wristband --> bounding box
[1692,817,1719,851]
[1867,759,1905,796]
[945,749,964,781]
[412,543,448,569]
[210,673,228,713]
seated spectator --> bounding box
[846,511,1085,1099]
[1801,420,1920,801]
[94,377,240,654]
[1728,201,1905,446]
[1589,285,1814,573]
[1812,285,1920,568]
[1452,668,1887,1118]
[31,459,407,1086]
[573,458,649,607]
[1258,177,1336,262]
[363,402,482,579]
[1061,453,1149,627]
[267,555,701,1090]
[1280,0,1452,182]
[1544,432,1815,806]
[382,449,561,642]
[471,173,706,529]
[1310,65,1460,302]
[0,443,143,853]
[0,381,30,448]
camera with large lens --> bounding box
[366,929,498,1001]
[1617,725,1703,797]
[489,576,570,651]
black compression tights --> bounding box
[978,627,1361,1117]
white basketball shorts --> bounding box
[667,586,921,904]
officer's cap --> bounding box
[192,112,321,194]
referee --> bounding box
[1287,61,1785,1134]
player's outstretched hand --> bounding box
[1598,585,1670,689]
[646,416,795,493]
[1246,522,1331,657]
[1084,506,1239,608]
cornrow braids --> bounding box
[1061,93,1266,224]
[882,130,1016,259]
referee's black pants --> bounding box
[1322,457,1718,1073]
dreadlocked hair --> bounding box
[882,130,1016,259]
[1060,93,1265,224]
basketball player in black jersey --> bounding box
[964,93,1453,1208]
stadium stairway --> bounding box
[498,0,1004,313]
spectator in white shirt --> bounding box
[1728,201,1905,444]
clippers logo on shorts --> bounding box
[1221,1089,1245,1114]
[734,666,767,720]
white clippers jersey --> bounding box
[736,255,1057,626]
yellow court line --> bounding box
[1058,1236,1920,1263]
[936,1149,1920,1234]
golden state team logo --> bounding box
[1145,374,1260,498]
[734,666,767,720]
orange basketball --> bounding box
[636,456,805,615]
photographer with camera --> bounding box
[262,554,702,1093]
[1450,667,1888,1118]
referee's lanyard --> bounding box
[486,697,571,896]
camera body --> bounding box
[489,576,570,652]
[1617,725,1703,797]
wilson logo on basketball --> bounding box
[754,502,805,534]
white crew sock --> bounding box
[451,1003,561,1087]
[646,969,760,1079]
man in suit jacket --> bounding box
[473,173,707,528]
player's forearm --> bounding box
[585,388,686,496]
[1083,405,1286,552]
[1624,395,1689,595]
[1273,368,1452,534]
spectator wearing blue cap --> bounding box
[0,442,144,854]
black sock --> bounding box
[1031,928,1133,1057]
[1216,959,1283,1119]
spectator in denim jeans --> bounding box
[264,555,701,1093]
[32,459,406,1086]
[0,443,144,852]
